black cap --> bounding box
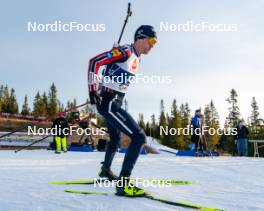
[134,25,157,41]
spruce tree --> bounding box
[159,100,167,144]
[41,92,48,116]
[9,88,19,114]
[169,99,183,149]
[57,101,64,112]
[33,92,42,116]
[21,95,30,115]
[73,98,77,108]
[226,89,240,127]
[225,89,240,155]
[150,114,157,138]
[250,97,260,139]
[250,97,260,127]
[145,122,151,136]
[2,85,10,112]
[0,85,3,112]
[48,83,58,117]
[66,101,71,110]
[138,113,146,131]
[204,100,220,150]
[163,112,172,147]
[179,103,191,148]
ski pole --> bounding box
[14,134,51,153]
[1,101,89,140]
[117,2,132,45]
[0,124,32,140]
[14,116,91,153]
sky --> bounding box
[0,0,263,126]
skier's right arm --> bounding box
[87,46,131,104]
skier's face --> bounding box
[141,38,156,54]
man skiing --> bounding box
[87,25,157,196]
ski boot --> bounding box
[116,176,145,197]
[98,165,118,181]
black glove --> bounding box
[89,91,101,105]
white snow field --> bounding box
[0,138,263,211]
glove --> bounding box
[89,91,101,105]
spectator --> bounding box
[191,109,204,156]
[235,119,249,156]
[52,113,69,154]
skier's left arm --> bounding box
[87,46,131,104]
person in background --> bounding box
[235,119,249,156]
[52,112,69,154]
[191,109,203,156]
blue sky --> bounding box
[0,0,263,126]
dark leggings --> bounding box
[97,92,146,177]
[192,134,203,153]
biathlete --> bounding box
[88,25,157,196]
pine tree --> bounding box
[159,100,167,126]
[73,98,77,108]
[159,100,167,143]
[138,113,146,131]
[225,89,240,155]
[204,100,220,150]
[48,82,58,117]
[250,97,260,127]
[0,85,3,112]
[163,112,172,146]
[145,122,151,136]
[21,95,30,115]
[41,92,48,116]
[57,101,64,112]
[9,88,19,114]
[67,101,71,110]
[250,97,260,139]
[66,99,77,111]
[33,92,42,116]
[169,99,183,149]
[226,89,240,128]
[150,114,158,138]
[179,103,191,149]
[2,85,10,112]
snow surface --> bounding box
[0,137,264,211]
